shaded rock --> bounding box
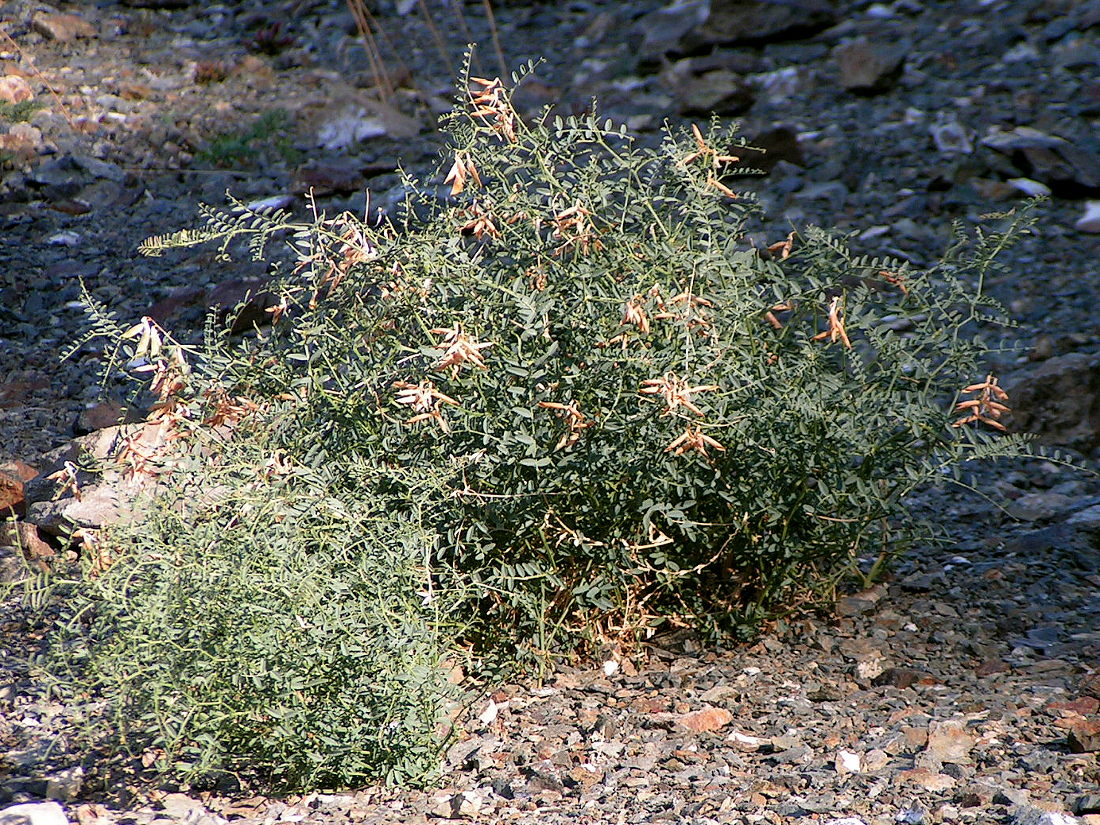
[739,124,804,172]
[834,36,909,93]
[634,0,710,59]
[1067,716,1100,753]
[981,127,1100,195]
[673,69,757,115]
[31,12,97,42]
[0,76,33,105]
[206,277,279,334]
[0,522,54,564]
[700,0,838,46]
[1009,352,1100,450]
[292,161,366,196]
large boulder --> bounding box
[1008,352,1100,451]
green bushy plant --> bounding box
[42,60,1040,790]
[42,420,461,790]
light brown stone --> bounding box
[0,75,33,105]
[677,706,733,733]
[31,12,97,42]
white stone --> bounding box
[1007,178,1050,197]
[835,749,862,774]
[1074,201,1100,234]
[0,802,70,825]
[477,697,498,725]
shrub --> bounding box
[42,426,461,791]
[44,60,1038,789]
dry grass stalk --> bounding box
[416,0,456,80]
[481,0,508,78]
[345,0,396,102]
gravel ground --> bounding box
[1,0,1098,822]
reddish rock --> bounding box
[1048,697,1100,715]
[0,460,38,516]
[0,75,33,105]
[1067,717,1100,753]
[975,659,1011,676]
[677,706,733,733]
[0,521,55,562]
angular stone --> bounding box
[673,69,756,115]
[31,12,97,42]
[634,0,710,58]
[1076,201,1100,234]
[981,126,1100,195]
[0,522,54,562]
[925,718,975,764]
[677,706,733,733]
[834,37,909,93]
[0,75,33,105]
[1009,352,1100,450]
[897,767,956,791]
[700,0,838,46]
[1010,808,1081,825]
[1067,716,1100,753]
[0,802,70,825]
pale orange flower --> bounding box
[812,295,852,349]
[639,374,718,417]
[538,400,593,450]
[394,379,460,433]
[430,324,492,377]
[952,374,1010,432]
[666,425,726,457]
